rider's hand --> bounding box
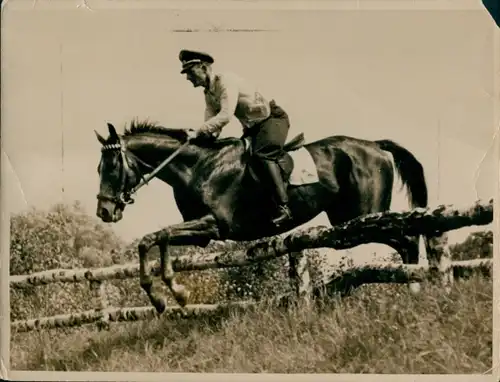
[196,127,217,140]
[186,128,199,141]
[186,127,219,142]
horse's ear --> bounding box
[94,130,107,145]
[107,122,119,141]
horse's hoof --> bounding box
[152,298,167,314]
[408,282,421,295]
[175,289,191,307]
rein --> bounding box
[97,137,190,206]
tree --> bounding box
[449,230,493,261]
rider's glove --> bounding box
[186,128,198,141]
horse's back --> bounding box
[306,134,384,151]
[304,134,393,170]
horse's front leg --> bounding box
[138,214,220,312]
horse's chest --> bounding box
[173,186,210,219]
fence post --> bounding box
[426,232,454,292]
[288,250,312,305]
[89,280,109,330]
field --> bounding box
[12,276,492,373]
[9,202,493,374]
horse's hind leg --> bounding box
[385,235,423,293]
[138,214,220,313]
[369,160,424,293]
[389,233,454,295]
[325,164,422,293]
[377,171,423,293]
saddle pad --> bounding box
[288,147,320,185]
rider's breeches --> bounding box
[248,100,290,162]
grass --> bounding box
[11,275,492,374]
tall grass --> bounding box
[12,276,492,373]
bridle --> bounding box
[96,137,150,207]
[96,136,190,208]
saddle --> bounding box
[243,132,306,185]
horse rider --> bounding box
[179,49,293,227]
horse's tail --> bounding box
[375,139,428,209]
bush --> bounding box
[10,201,126,320]
[10,201,125,275]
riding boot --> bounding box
[262,160,293,226]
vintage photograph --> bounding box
[3,0,497,377]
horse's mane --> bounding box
[122,119,242,149]
[122,119,186,140]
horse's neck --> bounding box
[127,135,246,190]
[126,135,197,188]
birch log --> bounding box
[11,259,491,332]
[11,301,255,333]
[319,258,493,296]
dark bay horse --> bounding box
[95,120,438,313]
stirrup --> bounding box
[272,205,292,226]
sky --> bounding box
[1,3,497,264]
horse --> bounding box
[94,119,444,313]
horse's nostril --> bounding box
[100,208,110,220]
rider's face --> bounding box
[184,64,207,87]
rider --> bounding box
[179,49,293,227]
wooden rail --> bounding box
[321,258,492,295]
[11,259,492,333]
[11,301,255,333]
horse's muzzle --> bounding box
[96,195,124,223]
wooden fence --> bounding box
[10,199,494,333]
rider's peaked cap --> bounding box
[179,50,214,73]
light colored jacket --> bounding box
[201,71,271,135]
